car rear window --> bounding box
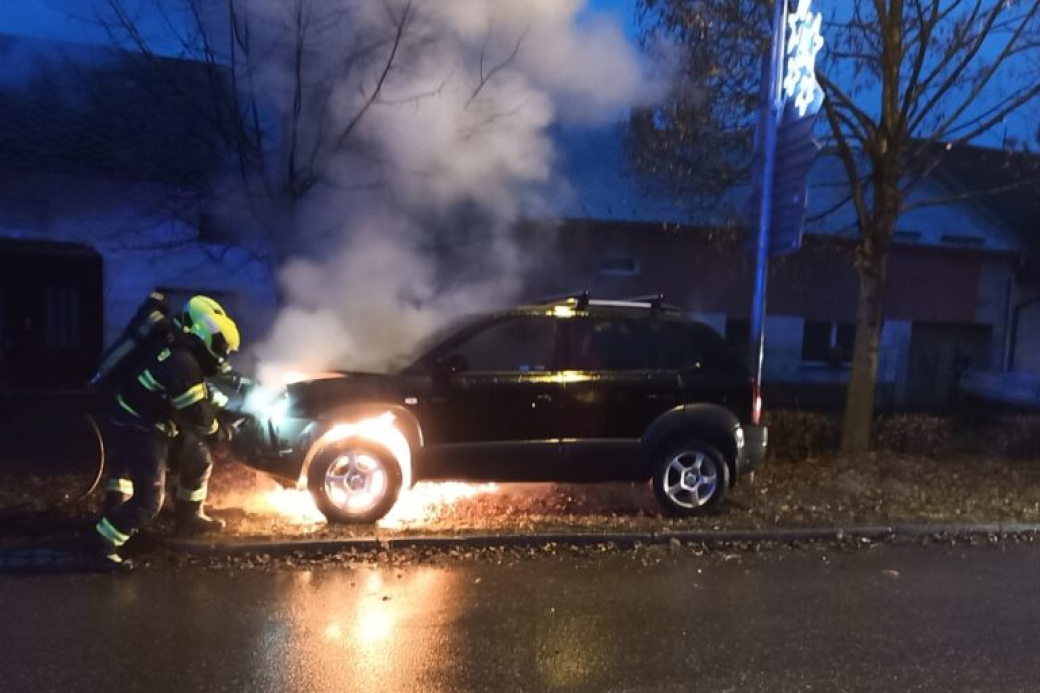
[562,317,746,375]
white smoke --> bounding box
[249,0,661,382]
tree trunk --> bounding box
[841,234,891,452]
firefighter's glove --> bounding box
[208,419,236,446]
[220,420,237,445]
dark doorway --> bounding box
[906,323,992,410]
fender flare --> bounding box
[641,404,742,477]
[296,404,424,487]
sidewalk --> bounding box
[159,450,1040,557]
[165,521,1040,558]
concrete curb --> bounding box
[164,522,1040,558]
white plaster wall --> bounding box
[976,257,1014,370]
[757,316,910,399]
[0,172,279,351]
[880,320,912,403]
[762,315,804,381]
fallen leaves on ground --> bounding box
[5,451,1040,545]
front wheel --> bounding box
[307,440,402,524]
[651,440,730,517]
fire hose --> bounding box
[0,376,257,521]
[56,414,106,510]
[0,412,106,523]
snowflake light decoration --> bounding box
[783,0,825,116]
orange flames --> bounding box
[378,481,499,529]
[248,480,500,529]
[242,485,326,525]
[241,410,498,528]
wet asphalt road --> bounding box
[3,542,1040,692]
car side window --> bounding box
[448,317,555,373]
[565,318,692,370]
[563,317,744,373]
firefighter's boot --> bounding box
[83,524,135,573]
[174,501,226,537]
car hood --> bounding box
[286,371,425,417]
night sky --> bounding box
[1,0,1033,148]
[0,0,640,47]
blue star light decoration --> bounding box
[783,0,825,117]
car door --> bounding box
[557,316,684,480]
[417,314,564,481]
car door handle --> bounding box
[532,394,553,408]
[644,393,676,401]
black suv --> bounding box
[234,294,767,523]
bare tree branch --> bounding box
[466,25,528,108]
[334,0,414,150]
[817,73,875,143]
[898,0,939,129]
[823,95,872,235]
[906,0,1002,132]
[902,175,1040,212]
[921,2,1040,141]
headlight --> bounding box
[734,426,745,450]
[266,395,290,427]
[243,384,291,425]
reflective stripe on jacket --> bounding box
[114,340,219,440]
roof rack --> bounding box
[531,292,678,313]
[620,294,666,309]
[532,290,590,309]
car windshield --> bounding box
[393,314,487,374]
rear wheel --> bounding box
[307,440,402,524]
[651,439,730,517]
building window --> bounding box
[802,320,855,365]
[599,255,639,276]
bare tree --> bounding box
[637,0,1040,451]
[81,0,535,275]
[87,0,418,266]
[629,0,768,202]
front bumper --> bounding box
[737,424,768,475]
[231,413,310,485]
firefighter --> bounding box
[102,380,236,537]
[87,295,240,571]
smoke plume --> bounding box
[248,0,660,381]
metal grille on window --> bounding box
[45,286,81,349]
[802,320,854,364]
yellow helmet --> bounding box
[182,295,240,363]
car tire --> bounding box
[307,439,402,524]
[651,439,730,517]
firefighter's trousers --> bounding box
[103,428,214,509]
[96,418,171,548]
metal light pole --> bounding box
[748,0,789,424]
